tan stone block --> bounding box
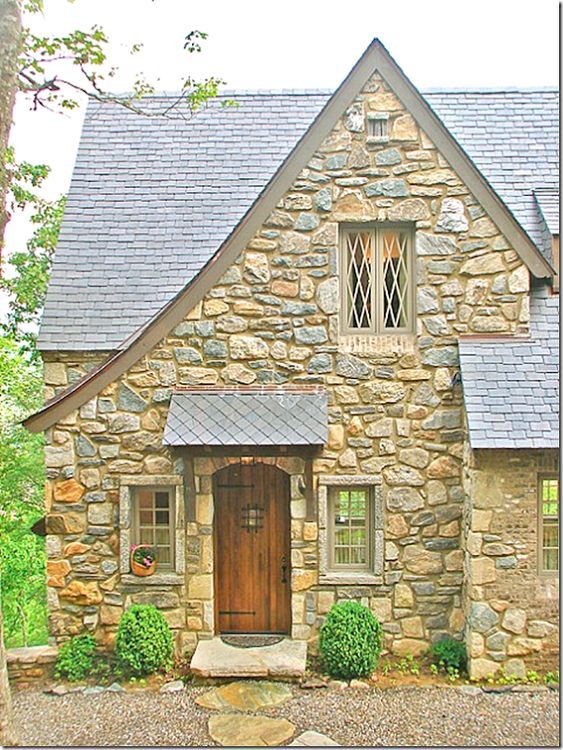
[318,591,335,615]
[334,386,359,404]
[402,616,424,638]
[196,494,214,525]
[303,522,318,541]
[502,608,527,635]
[449,608,465,633]
[143,455,173,474]
[233,300,264,317]
[46,560,71,581]
[338,449,357,468]
[272,279,299,297]
[472,510,492,531]
[370,597,392,623]
[347,416,363,437]
[445,550,464,572]
[100,605,123,625]
[60,580,102,606]
[185,301,202,320]
[200,535,213,573]
[394,584,414,609]
[64,542,90,557]
[100,574,119,592]
[141,409,161,431]
[292,593,305,624]
[403,546,443,575]
[439,520,460,537]
[162,609,185,629]
[189,574,213,600]
[470,657,499,680]
[291,549,304,567]
[203,299,229,316]
[392,114,418,141]
[469,632,484,658]
[467,532,482,556]
[327,424,344,450]
[369,91,402,111]
[292,569,317,591]
[53,478,85,504]
[471,557,496,585]
[427,456,460,478]
[392,638,428,657]
[187,616,203,631]
[47,513,84,535]
[44,362,68,386]
[507,637,541,656]
[386,514,409,539]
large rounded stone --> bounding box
[469,602,498,633]
[196,681,292,712]
[60,580,102,606]
[386,487,424,512]
[230,336,269,360]
[360,382,405,403]
[316,277,339,314]
[435,198,468,232]
[53,479,85,504]
[336,353,371,380]
[208,714,295,747]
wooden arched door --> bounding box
[213,462,291,634]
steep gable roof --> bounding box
[26,39,555,432]
[38,86,559,352]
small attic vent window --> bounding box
[367,113,389,142]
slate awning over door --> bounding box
[162,387,328,447]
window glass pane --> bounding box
[542,479,559,517]
[334,547,350,565]
[349,490,366,518]
[156,546,171,565]
[345,232,373,329]
[139,529,154,546]
[381,230,410,330]
[155,528,170,546]
[139,510,153,525]
[155,492,170,509]
[138,491,153,509]
[155,510,169,526]
[335,528,351,546]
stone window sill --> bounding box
[320,573,383,586]
[121,572,184,586]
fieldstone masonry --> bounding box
[40,71,558,676]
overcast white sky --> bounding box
[3,0,560,278]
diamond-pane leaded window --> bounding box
[329,487,372,570]
[341,225,413,334]
[540,477,559,573]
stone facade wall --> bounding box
[41,71,544,665]
[6,646,58,688]
[465,449,559,678]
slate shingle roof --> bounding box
[534,187,559,235]
[163,389,328,446]
[459,283,559,449]
[38,88,559,351]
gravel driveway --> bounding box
[13,684,560,747]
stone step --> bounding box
[190,637,307,678]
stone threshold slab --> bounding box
[190,637,307,678]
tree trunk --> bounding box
[0,0,21,266]
[0,0,22,743]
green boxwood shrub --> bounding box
[429,637,467,674]
[115,604,173,675]
[319,601,383,680]
[55,634,96,682]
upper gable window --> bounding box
[340,225,414,335]
[367,113,389,143]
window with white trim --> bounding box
[341,225,414,335]
[539,476,559,573]
[329,486,372,571]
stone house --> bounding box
[25,40,559,679]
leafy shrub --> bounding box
[429,637,467,675]
[115,604,173,675]
[319,601,382,680]
[55,634,96,682]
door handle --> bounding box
[280,556,288,584]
